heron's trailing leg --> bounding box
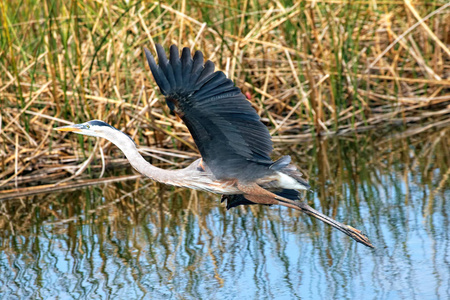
[236,183,374,248]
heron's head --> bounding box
[56,120,136,149]
[55,120,119,137]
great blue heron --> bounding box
[56,44,374,248]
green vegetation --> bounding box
[0,0,449,193]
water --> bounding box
[0,127,449,299]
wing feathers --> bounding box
[181,47,193,86]
[169,45,183,88]
[144,48,171,95]
[155,44,176,89]
[193,72,231,99]
[146,44,274,180]
[196,60,216,88]
[189,51,204,86]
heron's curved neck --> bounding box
[105,132,174,184]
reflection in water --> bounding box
[0,127,449,299]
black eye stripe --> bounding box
[88,120,114,128]
[86,120,136,145]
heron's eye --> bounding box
[86,124,90,129]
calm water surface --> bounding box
[0,127,449,299]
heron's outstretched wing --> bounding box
[145,44,273,180]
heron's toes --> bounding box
[346,225,375,248]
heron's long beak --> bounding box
[55,124,83,132]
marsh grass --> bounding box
[0,0,449,195]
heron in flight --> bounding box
[56,44,374,248]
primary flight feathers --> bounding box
[144,44,275,181]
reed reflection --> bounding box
[0,127,449,299]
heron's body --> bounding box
[84,122,306,195]
[56,44,374,248]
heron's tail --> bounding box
[271,155,310,189]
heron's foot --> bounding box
[344,225,374,248]
[291,200,375,248]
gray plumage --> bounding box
[144,44,275,181]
